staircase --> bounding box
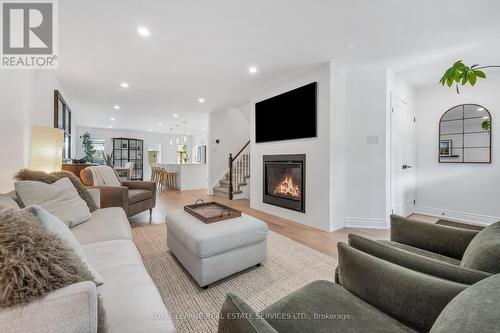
[213,141,250,199]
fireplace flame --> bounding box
[273,176,300,198]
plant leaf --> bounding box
[469,73,477,86]
[474,70,486,79]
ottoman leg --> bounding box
[255,263,262,267]
[202,285,209,290]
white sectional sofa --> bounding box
[1,190,175,333]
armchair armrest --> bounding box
[122,181,156,207]
[87,188,101,209]
[0,281,98,333]
[92,186,129,212]
[338,242,467,332]
[391,214,478,260]
[348,234,491,285]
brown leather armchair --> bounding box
[80,167,156,217]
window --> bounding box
[54,90,72,159]
[91,139,105,164]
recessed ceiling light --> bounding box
[137,26,150,37]
[120,82,129,88]
[202,127,206,131]
[173,113,179,118]
[198,98,205,103]
[248,66,258,74]
[110,117,115,121]
[158,122,163,126]
[108,125,112,128]
[113,105,120,110]
[148,129,152,132]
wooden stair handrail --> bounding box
[228,140,250,200]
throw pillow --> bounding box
[28,204,104,285]
[15,178,92,227]
[0,206,106,332]
[16,169,99,212]
[461,221,500,274]
[0,193,20,210]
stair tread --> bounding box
[213,187,242,194]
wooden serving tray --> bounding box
[184,200,242,224]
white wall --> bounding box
[0,71,71,192]
[208,105,250,193]
[415,74,500,224]
[76,127,197,181]
[343,66,390,228]
[250,63,334,231]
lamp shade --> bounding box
[30,126,64,173]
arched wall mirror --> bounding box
[439,104,491,163]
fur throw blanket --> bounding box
[0,206,106,332]
[15,169,98,212]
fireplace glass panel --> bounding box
[265,163,302,201]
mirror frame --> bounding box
[438,103,492,164]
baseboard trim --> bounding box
[344,217,389,229]
[415,206,499,226]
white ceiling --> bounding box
[57,0,500,134]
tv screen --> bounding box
[255,82,317,143]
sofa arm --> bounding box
[347,234,491,285]
[94,186,129,212]
[122,181,156,207]
[338,242,467,332]
[0,281,98,333]
[87,188,101,209]
[390,215,478,260]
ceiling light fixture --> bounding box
[113,105,120,110]
[137,26,150,37]
[170,139,173,145]
[202,127,206,131]
[198,98,205,103]
[173,113,178,118]
[110,118,115,121]
[158,122,163,126]
[108,125,112,128]
[120,82,129,88]
[248,66,258,74]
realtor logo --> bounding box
[1,0,58,68]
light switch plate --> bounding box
[367,136,380,144]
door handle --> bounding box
[402,164,413,170]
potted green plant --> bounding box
[80,132,96,163]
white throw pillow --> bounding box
[15,178,92,227]
[27,205,104,285]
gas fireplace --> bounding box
[263,154,305,213]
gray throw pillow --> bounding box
[15,178,92,227]
[28,205,104,285]
[430,274,500,333]
[460,221,500,274]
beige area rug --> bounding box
[132,224,337,333]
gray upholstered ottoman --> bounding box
[165,210,268,288]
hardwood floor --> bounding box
[129,189,391,258]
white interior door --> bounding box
[390,94,416,216]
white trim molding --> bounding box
[344,217,389,229]
[415,206,499,226]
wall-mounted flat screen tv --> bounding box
[255,82,317,143]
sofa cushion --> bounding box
[128,189,152,204]
[219,293,278,333]
[460,221,500,274]
[83,239,175,333]
[380,240,460,265]
[260,280,416,333]
[430,274,500,333]
[15,178,91,227]
[71,207,132,245]
[30,205,104,285]
[166,210,268,258]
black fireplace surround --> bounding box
[263,154,305,213]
